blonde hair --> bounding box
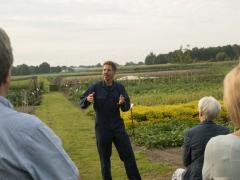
[224,65,240,128]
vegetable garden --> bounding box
[55,60,238,149]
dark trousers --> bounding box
[96,127,141,180]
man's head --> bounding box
[198,96,221,121]
[0,28,13,94]
[102,61,117,85]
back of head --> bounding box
[224,65,240,128]
[0,28,13,86]
[198,96,221,120]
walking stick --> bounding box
[130,103,134,136]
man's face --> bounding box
[102,64,115,83]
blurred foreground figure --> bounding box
[0,27,81,180]
[203,65,240,179]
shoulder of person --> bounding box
[11,111,45,134]
[92,81,102,88]
[184,127,193,137]
[86,81,101,91]
[211,134,231,143]
[207,134,224,147]
[187,123,202,134]
[217,124,229,132]
[115,81,125,89]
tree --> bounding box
[145,52,157,65]
[96,63,101,67]
[215,52,227,61]
[51,66,62,73]
[156,54,168,64]
[39,62,50,74]
[125,61,136,66]
[17,64,30,75]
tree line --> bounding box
[11,62,103,76]
[144,44,240,65]
[12,44,240,75]
[12,62,63,76]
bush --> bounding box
[133,120,197,148]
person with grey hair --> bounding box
[172,96,229,180]
[0,28,81,179]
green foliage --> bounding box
[216,52,228,61]
[133,120,231,149]
[133,120,196,148]
[144,44,240,65]
[49,84,59,91]
[7,77,43,107]
[39,62,50,73]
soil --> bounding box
[133,145,183,180]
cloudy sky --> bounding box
[1,0,240,66]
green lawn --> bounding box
[35,92,171,180]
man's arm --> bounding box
[80,85,95,109]
[182,129,191,167]
[119,85,130,112]
[19,123,80,180]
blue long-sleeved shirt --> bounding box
[0,96,79,180]
[80,81,130,129]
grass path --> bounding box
[35,92,171,180]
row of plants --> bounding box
[121,101,228,127]
[7,77,45,107]
[122,101,232,148]
[132,120,197,148]
[58,70,225,106]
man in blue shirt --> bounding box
[80,61,141,180]
[0,28,81,180]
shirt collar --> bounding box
[0,96,14,109]
[101,80,116,90]
[200,119,215,125]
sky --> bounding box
[1,0,240,66]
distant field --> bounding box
[12,60,239,79]
[58,61,238,105]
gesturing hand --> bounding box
[118,94,125,105]
[87,92,95,103]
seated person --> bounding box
[172,96,229,180]
[202,65,240,179]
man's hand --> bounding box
[118,94,125,105]
[87,92,95,103]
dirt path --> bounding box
[134,146,183,179]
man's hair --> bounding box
[0,28,13,85]
[103,61,117,72]
[198,96,221,120]
[224,65,240,128]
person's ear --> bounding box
[5,70,11,88]
[6,74,10,84]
